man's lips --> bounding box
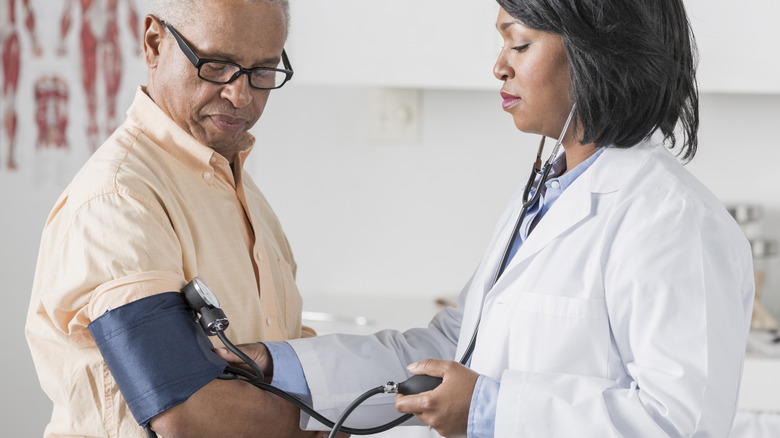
[500,92,521,110]
[210,114,248,133]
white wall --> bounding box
[246,87,780,311]
[3,50,780,438]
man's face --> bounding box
[144,0,287,159]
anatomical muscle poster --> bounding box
[0,0,148,187]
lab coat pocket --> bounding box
[277,258,304,339]
[508,292,610,377]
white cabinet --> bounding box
[685,0,780,94]
[286,1,780,94]
[286,0,500,89]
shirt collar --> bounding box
[548,146,606,192]
[530,146,606,201]
[126,87,256,185]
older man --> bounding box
[26,1,317,436]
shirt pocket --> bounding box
[277,258,303,339]
[507,292,610,377]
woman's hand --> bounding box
[394,359,480,438]
[214,342,273,381]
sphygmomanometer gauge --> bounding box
[183,277,229,335]
[193,277,220,308]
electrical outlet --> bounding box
[367,88,420,144]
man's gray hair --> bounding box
[151,0,289,35]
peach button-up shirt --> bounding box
[26,87,313,438]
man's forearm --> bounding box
[149,378,313,438]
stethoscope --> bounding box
[459,103,577,363]
[146,105,579,438]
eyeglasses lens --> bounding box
[199,61,287,89]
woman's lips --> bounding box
[500,92,521,110]
[210,115,247,133]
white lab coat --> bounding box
[288,132,755,437]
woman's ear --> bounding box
[143,15,163,69]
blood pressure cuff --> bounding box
[88,292,228,427]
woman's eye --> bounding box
[512,44,530,52]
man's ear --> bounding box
[143,15,164,69]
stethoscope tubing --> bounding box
[460,104,577,365]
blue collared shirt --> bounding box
[263,341,313,407]
[265,146,606,437]
[470,146,605,437]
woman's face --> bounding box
[494,8,572,139]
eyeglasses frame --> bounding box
[159,18,294,90]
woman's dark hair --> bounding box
[497,0,699,161]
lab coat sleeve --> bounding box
[494,195,754,437]
[286,278,472,430]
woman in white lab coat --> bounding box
[220,0,755,436]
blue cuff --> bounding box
[468,375,499,438]
[88,292,227,427]
[264,341,313,407]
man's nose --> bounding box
[221,73,253,108]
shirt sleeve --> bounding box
[468,375,499,438]
[37,191,186,334]
[264,341,313,407]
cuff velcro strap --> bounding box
[88,292,227,427]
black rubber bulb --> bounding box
[397,375,443,395]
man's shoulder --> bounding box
[64,121,171,211]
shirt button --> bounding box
[266,317,272,326]
[550,180,561,189]
[210,156,217,163]
[203,172,212,180]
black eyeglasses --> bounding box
[161,20,293,90]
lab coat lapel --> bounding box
[500,173,594,278]
[455,192,526,359]
[457,134,661,360]
[493,135,659,287]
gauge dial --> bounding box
[192,277,220,308]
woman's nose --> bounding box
[493,48,513,81]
